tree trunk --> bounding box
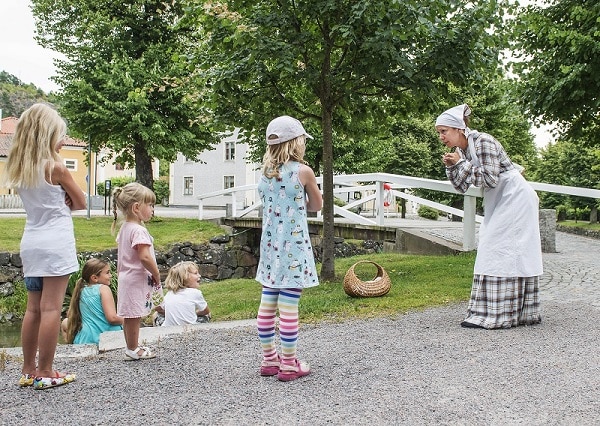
[320,107,336,280]
[590,206,598,224]
[318,28,336,281]
[134,137,155,191]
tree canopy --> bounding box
[510,0,600,144]
[30,0,217,189]
[190,0,511,279]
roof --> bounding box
[0,116,86,157]
[0,117,18,135]
[0,134,12,157]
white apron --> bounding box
[467,140,543,277]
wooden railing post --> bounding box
[198,201,204,220]
[376,180,384,226]
[231,192,237,217]
[463,195,477,251]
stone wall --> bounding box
[0,233,383,304]
[556,224,600,239]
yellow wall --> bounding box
[59,146,95,194]
[0,161,7,195]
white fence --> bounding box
[203,172,600,251]
[0,195,23,209]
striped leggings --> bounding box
[257,287,302,366]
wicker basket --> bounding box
[343,260,391,297]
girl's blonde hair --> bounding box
[165,261,199,293]
[64,258,110,344]
[261,136,307,179]
[111,182,156,233]
[3,103,67,189]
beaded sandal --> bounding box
[19,374,35,387]
[33,371,76,390]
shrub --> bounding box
[556,205,567,221]
[417,205,440,220]
[154,179,170,205]
[333,197,346,207]
[0,281,27,319]
[96,177,136,196]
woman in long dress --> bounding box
[435,104,543,329]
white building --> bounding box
[168,128,261,208]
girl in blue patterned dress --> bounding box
[256,116,322,381]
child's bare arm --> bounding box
[196,306,210,316]
[299,164,322,212]
[51,162,87,210]
[137,244,161,285]
[99,285,123,325]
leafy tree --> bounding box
[0,71,22,86]
[534,138,600,221]
[510,0,600,144]
[0,71,48,117]
[533,142,570,209]
[191,0,511,279]
[385,115,442,179]
[30,0,217,190]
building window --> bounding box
[64,159,77,171]
[225,141,235,161]
[224,175,235,189]
[183,176,194,195]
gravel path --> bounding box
[2,231,599,425]
[1,300,599,425]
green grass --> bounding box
[557,220,600,231]
[202,252,475,323]
[0,216,225,252]
[0,216,477,322]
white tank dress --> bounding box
[18,177,79,277]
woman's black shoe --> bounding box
[461,321,484,329]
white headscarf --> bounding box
[435,104,471,129]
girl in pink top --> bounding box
[112,182,162,360]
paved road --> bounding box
[538,232,600,307]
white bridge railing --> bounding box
[198,173,600,251]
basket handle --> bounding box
[349,260,385,277]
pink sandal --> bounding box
[277,359,311,382]
[260,357,281,376]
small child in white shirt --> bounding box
[153,261,211,326]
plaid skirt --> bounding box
[463,275,542,329]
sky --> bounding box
[0,1,61,93]
[0,1,554,146]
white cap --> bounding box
[266,115,313,145]
[435,104,471,129]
